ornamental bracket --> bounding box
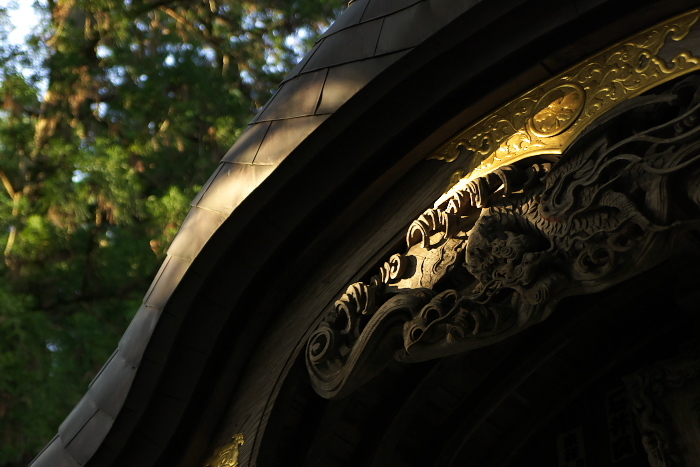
[306,11,700,400]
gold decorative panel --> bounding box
[203,433,245,467]
[430,9,700,195]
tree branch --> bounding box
[159,6,222,46]
[128,0,183,19]
[0,170,16,199]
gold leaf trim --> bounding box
[203,433,245,467]
[430,9,700,193]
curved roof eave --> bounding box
[30,0,699,464]
[30,1,486,464]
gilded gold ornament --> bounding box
[203,433,245,467]
[431,9,700,195]
[527,83,584,137]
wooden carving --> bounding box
[307,75,700,399]
[625,353,700,466]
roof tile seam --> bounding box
[352,0,371,24]
[316,0,433,42]
[314,0,371,45]
[64,408,116,450]
[299,18,385,74]
[300,47,415,74]
[59,399,99,448]
[314,68,329,119]
[116,350,137,371]
[251,114,330,165]
[253,92,279,121]
[254,94,330,122]
[258,68,328,125]
[372,16,386,57]
[142,254,173,303]
[131,303,161,312]
[252,98,280,123]
[260,68,329,121]
[189,165,221,207]
[223,160,277,166]
[166,209,230,261]
[87,359,136,420]
[281,49,416,111]
[280,38,325,85]
[166,251,201,262]
[85,401,117,423]
[250,121,273,158]
[359,0,427,24]
[119,318,161,367]
[142,256,193,310]
[316,0,370,42]
[188,160,274,213]
[220,120,272,163]
[253,114,331,124]
[88,349,118,388]
[29,434,62,466]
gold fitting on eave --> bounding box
[430,9,700,203]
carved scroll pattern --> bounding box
[204,433,245,467]
[307,75,700,399]
[429,9,700,183]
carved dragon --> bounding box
[307,75,700,400]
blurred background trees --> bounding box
[0,0,343,464]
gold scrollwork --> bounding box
[430,9,700,189]
[527,83,584,137]
[203,433,245,467]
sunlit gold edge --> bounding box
[204,432,245,467]
[434,148,563,206]
[431,8,700,207]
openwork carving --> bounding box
[429,9,700,184]
[307,74,700,399]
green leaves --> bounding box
[0,0,344,463]
[0,287,52,462]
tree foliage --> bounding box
[0,0,343,464]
